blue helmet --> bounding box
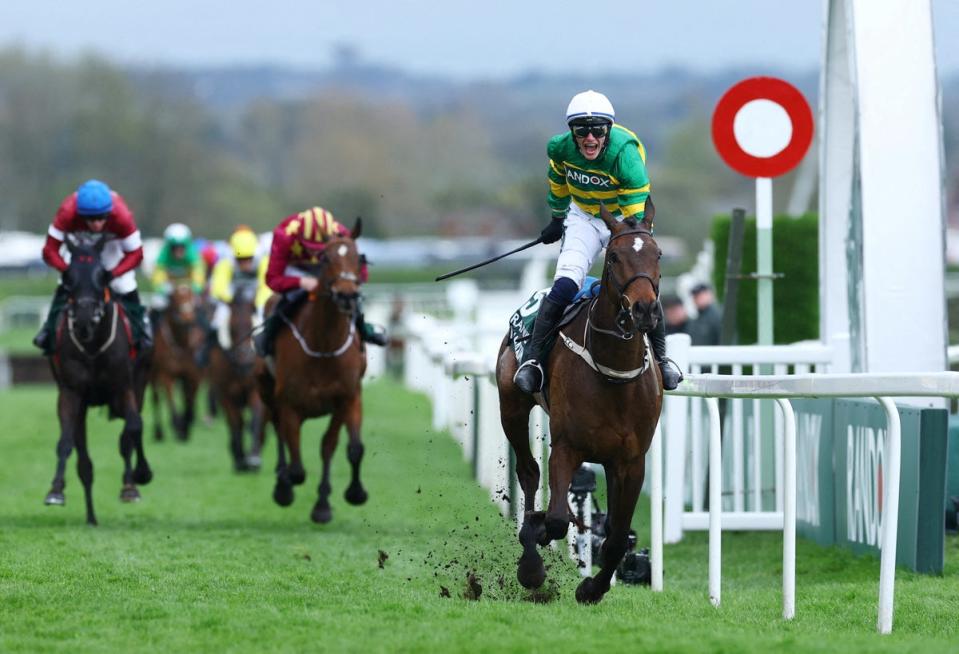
[76,179,114,216]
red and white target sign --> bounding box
[711,77,814,178]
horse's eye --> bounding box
[657,249,663,260]
[608,251,619,264]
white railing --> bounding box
[662,335,834,544]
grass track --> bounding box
[0,380,956,653]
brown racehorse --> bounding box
[255,220,368,524]
[150,283,204,441]
[208,282,265,471]
[496,203,664,604]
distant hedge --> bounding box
[710,213,819,344]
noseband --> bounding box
[601,229,660,338]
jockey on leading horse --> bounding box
[33,179,151,355]
[254,205,387,357]
[512,90,684,394]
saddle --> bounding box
[507,277,600,366]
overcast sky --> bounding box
[2,1,958,78]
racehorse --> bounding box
[255,220,368,524]
[208,281,265,471]
[495,203,664,604]
[150,283,204,441]
[44,236,153,525]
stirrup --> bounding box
[658,357,684,391]
[514,359,544,394]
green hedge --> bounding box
[710,213,819,344]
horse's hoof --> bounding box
[44,492,65,506]
[273,483,294,507]
[154,427,164,442]
[245,454,262,470]
[311,502,332,524]
[87,516,98,527]
[575,576,606,605]
[120,486,141,503]
[344,483,368,506]
[517,550,546,589]
[133,466,153,485]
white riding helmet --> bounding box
[163,223,193,246]
[566,90,615,125]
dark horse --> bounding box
[496,204,664,604]
[150,283,203,441]
[44,236,153,525]
[208,281,265,471]
[256,220,368,524]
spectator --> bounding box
[662,293,690,336]
[689,282,722,345]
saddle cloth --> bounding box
[508,276,600,363]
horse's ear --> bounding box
[351,217,362,240]
[642,195,656,230]
[598,203,618,232]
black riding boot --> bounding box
[513,296,567,394]
[119,290,152,351]
[356,311,388,346]
[650,310,683,391]
[33,285,70,355]
[254,290,306,357]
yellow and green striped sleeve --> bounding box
[615,143,651,220]
[547,158,571,217]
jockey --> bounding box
[254,206,388,357]
[33,179,152,355]
[200,226,269,360]
[151,223,205,307]
[513,90,684,394]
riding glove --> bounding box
[540,218,565,244]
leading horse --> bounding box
[44,236,153,525]
[496,204,664,603]
[255,220,369,524]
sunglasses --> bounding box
[571,124,610,138]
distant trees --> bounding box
[0,47,838,260]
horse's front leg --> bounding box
[71,401,98,526]
[181,374,200,440]
[45,389,84,507]
[272,406,302,506]
[311,405,344,524]
[160,375,183,441]
[119,388,144,502]
[576,462,645,604]
[246,390,265,470]
[221,392,248,472]
[342,393,368,507]
[150,378,164,441]
[544,441,582,542]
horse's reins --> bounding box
[67,300,120,358]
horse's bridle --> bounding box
[599,228,660,338]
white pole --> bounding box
[777,398,796,621]
[707,397,722,607]
[876,396,901,634]
[651,423,663,591]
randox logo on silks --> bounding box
[566,169,612,188]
